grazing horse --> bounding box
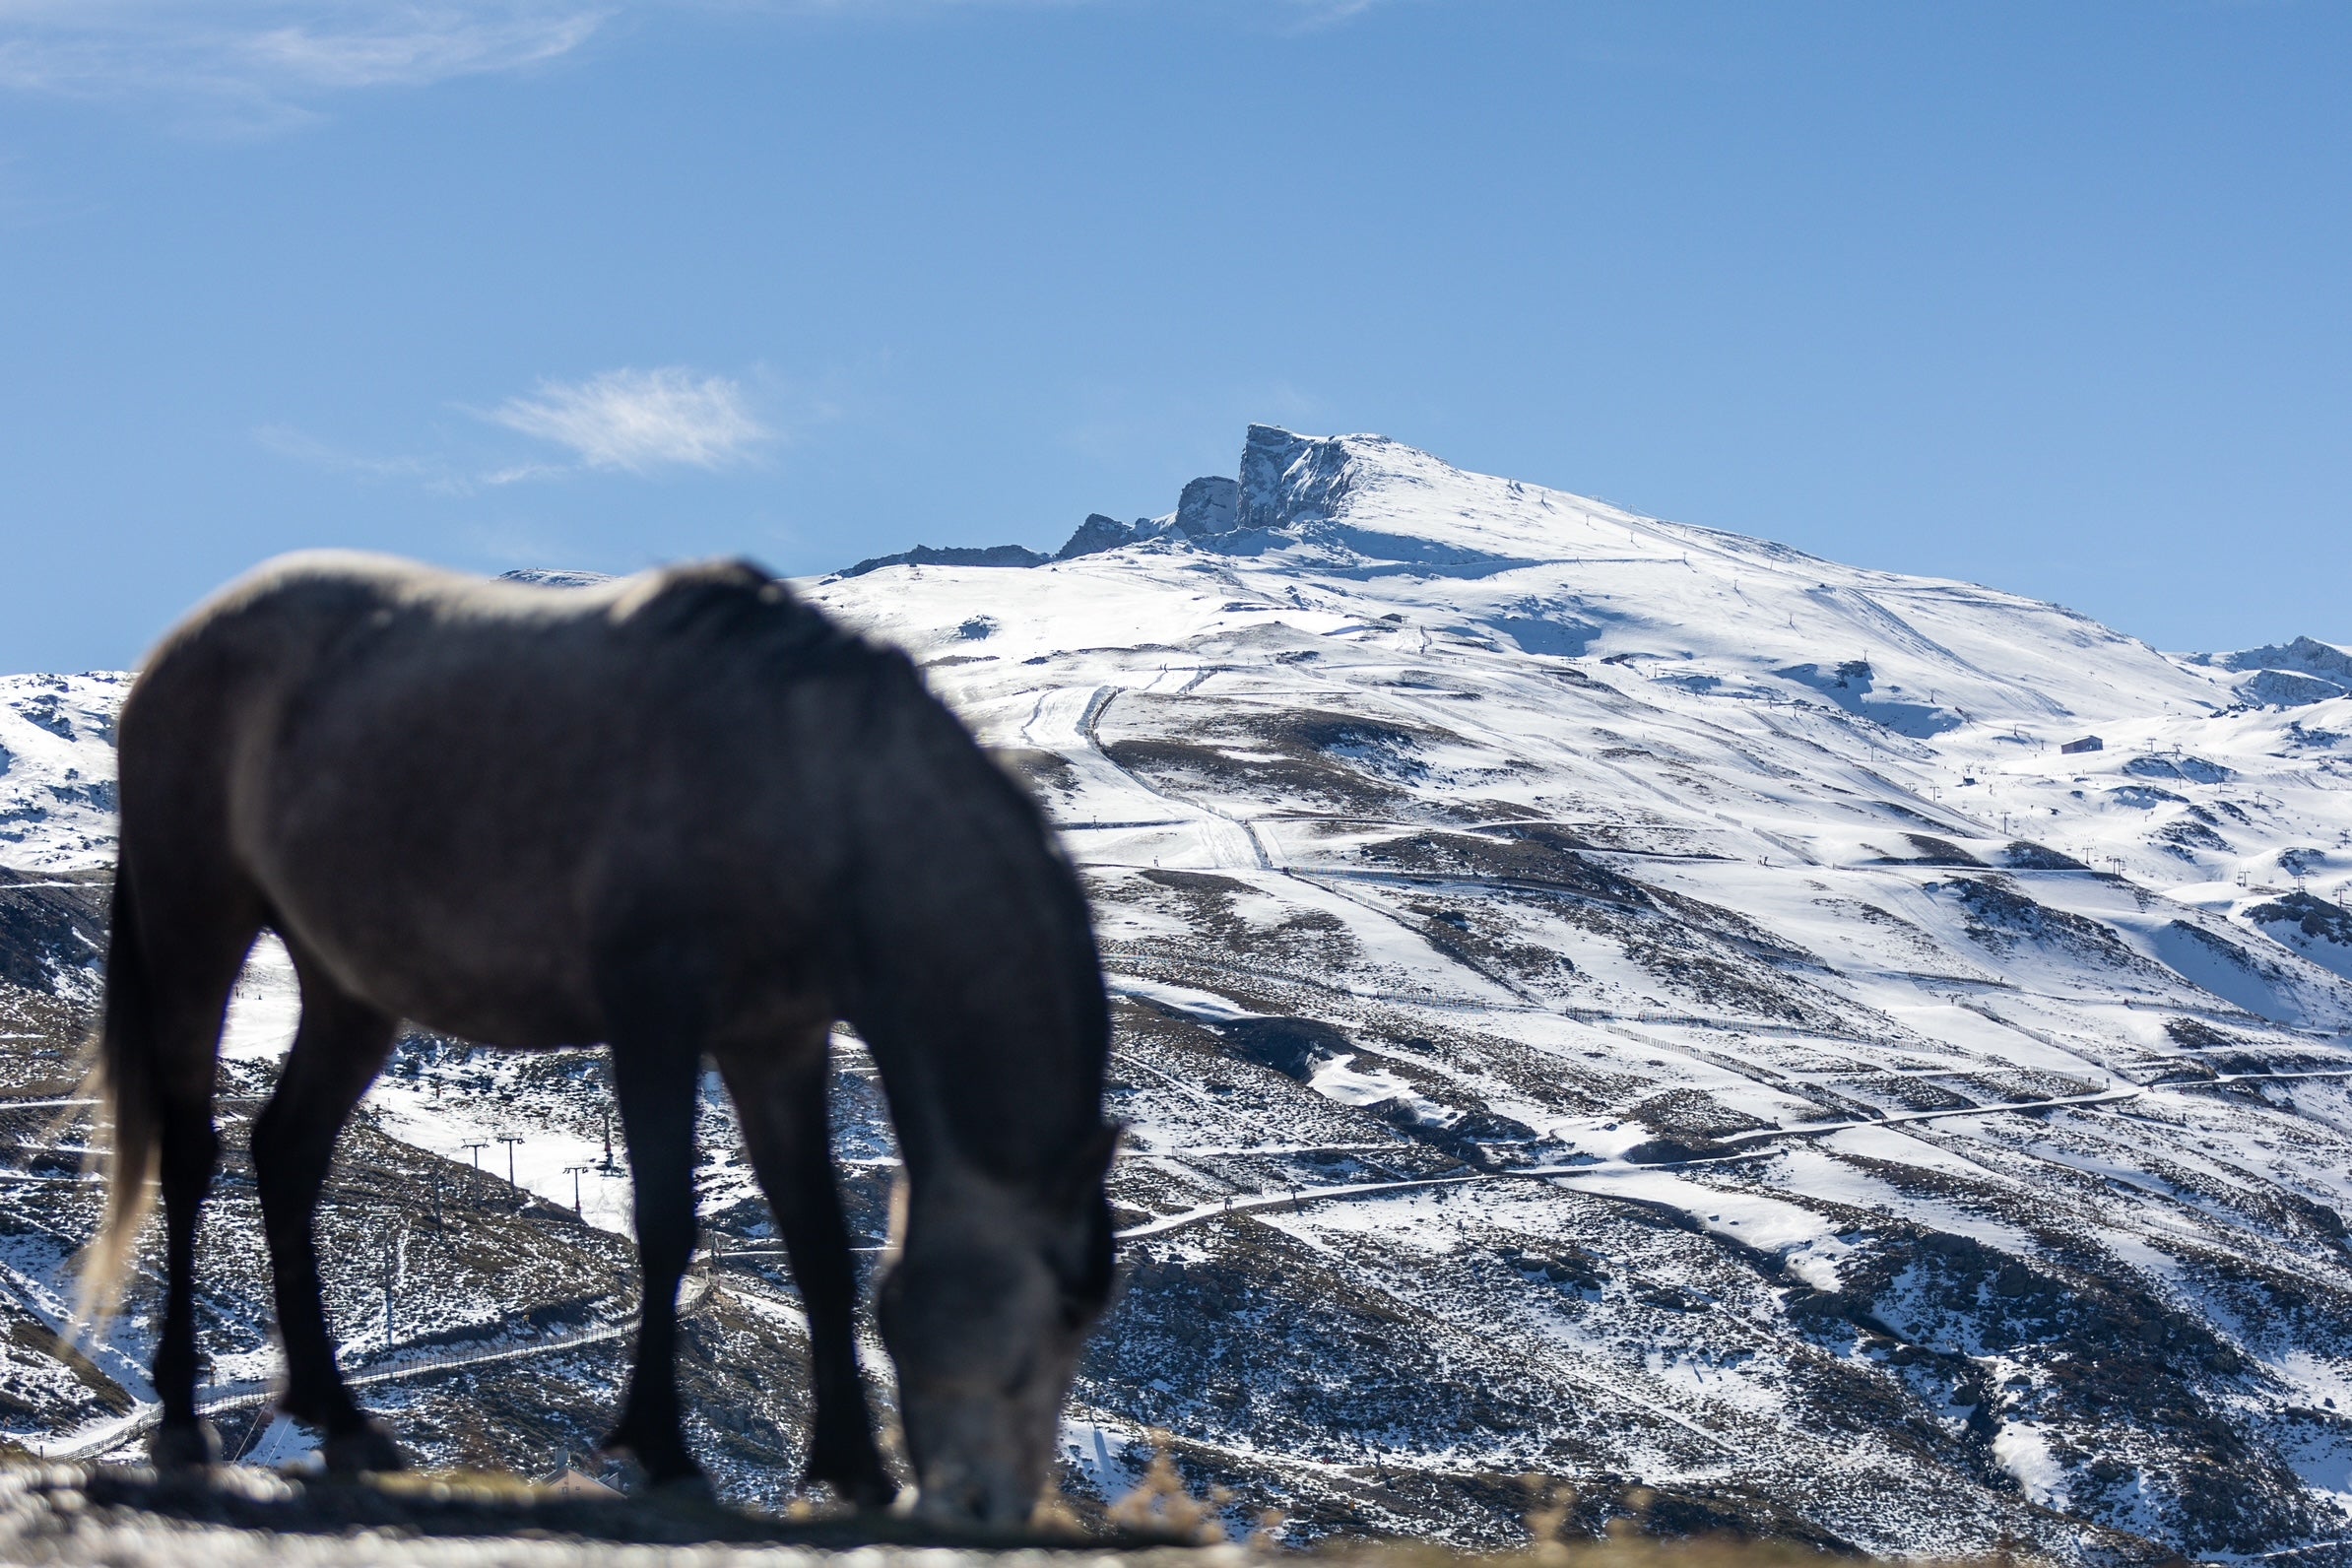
[82,553,1118,1523]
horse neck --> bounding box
[856,999,1104,1201]
[833,684,1109,1202]
[842,887,1106,1201]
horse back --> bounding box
[122,555,865,1038]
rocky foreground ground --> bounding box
[0,1462,1888,1568]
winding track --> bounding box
[1013,666,2352,1258]
[22,1056,2348,1462]
[31,1271,717,1465]
[1109,1065,2352,1243]
[13,660,2351,1471]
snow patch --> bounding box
[1993,1422,2069,1509]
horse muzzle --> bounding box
[901,1392,1053,1528]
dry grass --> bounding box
[0,1455,2045,1568]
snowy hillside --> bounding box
[5,426,2352,1563]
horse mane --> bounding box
[611,558,858,659]
[621,560,1115,1206]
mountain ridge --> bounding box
[3,427,2351,1561]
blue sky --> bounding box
[0,1,2344,672]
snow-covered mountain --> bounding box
[5,426,2352,1562]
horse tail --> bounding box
[75,852,159,1330]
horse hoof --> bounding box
[150,1419,221,1470]
[807,1465,897,1511]
[321,1419,408,1475]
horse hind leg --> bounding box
[152,1080,225,1470]
[103,863,263,1470]
[249,946,402,1472]
[715,1028,894,1508]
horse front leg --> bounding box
[716,1030,895,1508]
[603,1032,704,1487]
[250,959,400,1471]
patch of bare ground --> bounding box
[994,747,1080,800]
[0,867,109,1001]
[1100,702,1461,816]
[1124,872,1362,971]
[1775,1211,2333,1559]
[1937,879,2164,979]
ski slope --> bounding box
[4,425,2351,1558]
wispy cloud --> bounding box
[0,2,1394,125]
[1269,0,1389,29]
[0,2,606,127]
[242,9,604,90]
[259,361,835,492]
[482,366,772,473]
[253,422,447,482]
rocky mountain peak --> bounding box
[1173,475,1238,537]
[1237,424,1362,534]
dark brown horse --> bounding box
[82,553,1116,1522]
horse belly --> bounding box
[243,749,618,1048]
[269,874,611,1049]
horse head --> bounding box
[878,1124,1119,1526]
